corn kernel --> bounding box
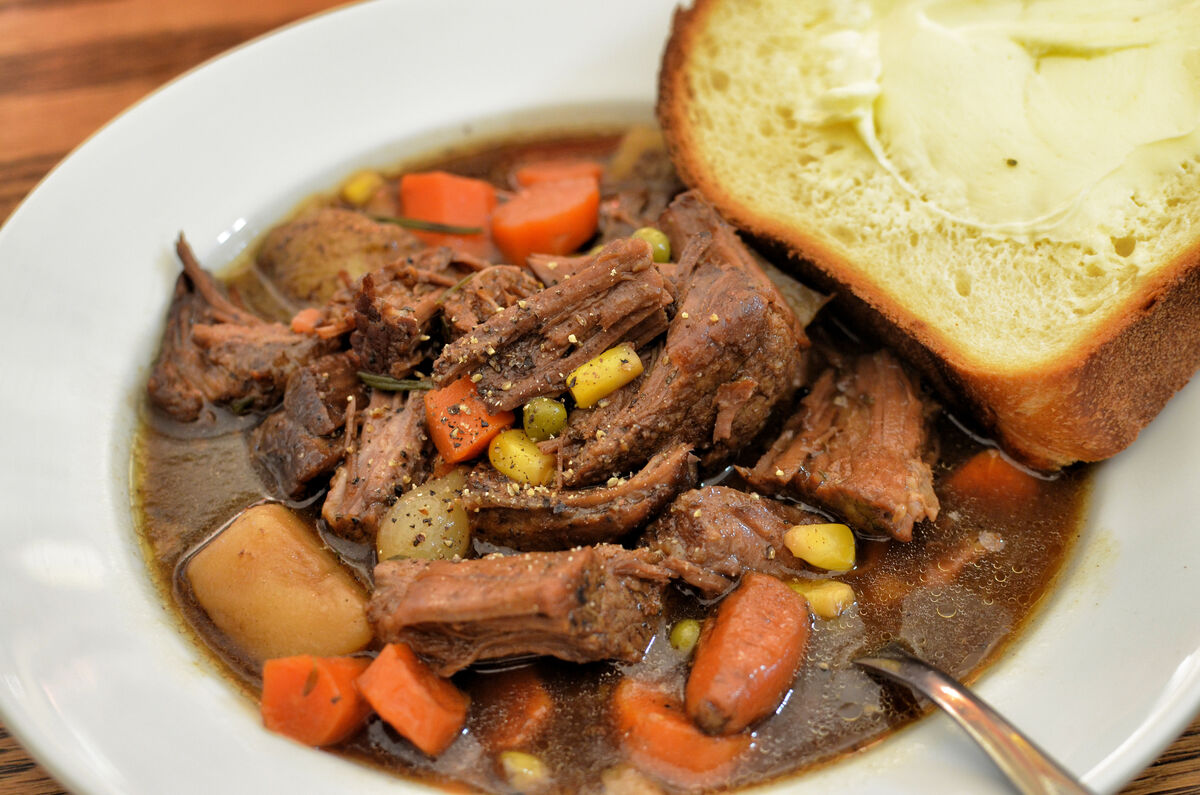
[488,429,555,486]
[499,750,550,791]
[567,343,643,408]
[788,579,857,619]
[339,170,384,206]
[669,618,702,654]
[783,523,856,571]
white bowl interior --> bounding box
[0,2,1197,793]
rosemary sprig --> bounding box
[371,214,483,236]
[357,372,435,391]
[229,395,256,415]
[434,271,477,307]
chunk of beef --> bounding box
[368,545,671,675]
[643,486,826,597]
[250,353,366,496]
[256,207,423,304]
[740,350,939,542]
[432,238,673,412]
[322,390,432,541]
[525,253,589,287]
[559,192,807,486]
[251,415,342,498]
[597,188,676,244]
[656,191,807,343]
[462,444,697,550]
[351,247,479,378]
[147,236,338,422]
[440,265,542,339]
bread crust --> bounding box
[658,0,1200,468]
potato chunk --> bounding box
[186,503,371,662]
[256,208,417,303]
[377,469,471,561]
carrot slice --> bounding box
[399,171,497,258]
[513,159,604,188]
[685,572,811,735]
[424,376,515,463]
[356,642,470,756]
[260,655,372,747]
[612,678,750,790]
[469,666,554,751]
[491,177,600,265]
[289,306,323,335]
[942,449,1042,506]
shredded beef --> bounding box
[525,253,590,287]
[462,444,697,550]
[597,140,682,243]
[368,545,671,675]
[741,350,939,542]
[440,265,542,339]
[558,192,807,486]
[322,390,431,541]
[432,238,673,412]
[250,353,365,497]
[295,274,361,340]
[656,191,807,343]
[643,486,826,597]
[147,236,338,422]
[350,248,473,379]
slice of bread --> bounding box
[657,0,1200,468]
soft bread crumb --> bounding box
[664,0,1200,369]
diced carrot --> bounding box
[685,572,811,735]
[356,643,470,756]
[942,449,1042,506]
[290,307,323,335]
[469,666,554,751]
[513,159,604,188]
[612,678,750,790]
[260,655,372,747]
[429,455,458,480]
[399,171,497,258]
[424,376,515,463]
[491,177,600,266]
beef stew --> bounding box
[133,127,1089,793]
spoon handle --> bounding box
[854,645,1092,795]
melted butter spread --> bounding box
[811,0,1200,247]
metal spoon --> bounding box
[854,643,1092,795]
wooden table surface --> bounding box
[1,0,1198,792]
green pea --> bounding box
[632,227,671,263]
[523,396,567,442]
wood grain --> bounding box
[0,0,344,221]
[0,0,1197,793]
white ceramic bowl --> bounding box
[1,2,1198,793]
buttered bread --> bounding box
[658,0,1200,467]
